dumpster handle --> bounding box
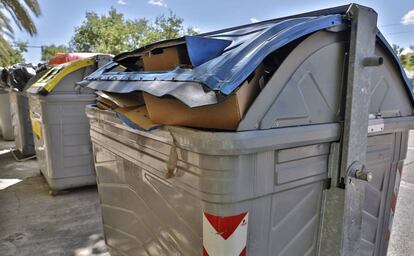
[165,128,178,179]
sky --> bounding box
[10,0,414,63]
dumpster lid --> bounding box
[48,52,103,65]
[83,4,414,107]
[27,55,110,95]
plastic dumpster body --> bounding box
[10,90,35,155]
[10,69,48,156]
[87,106,341,256]
[84,5,414,256]
[0,90,14,140]
[28,56,111,191]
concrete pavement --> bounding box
[0,141,108,256]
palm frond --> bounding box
[0,35,12,59]
[0,10,14,34]
[23,0,40,16]
[1,28,14,38]
[1,0,38,35]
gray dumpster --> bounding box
[0,90,14,141]
[10,69,48,156]
[28,55,111,192]
[84,4,414,256]
[10,89,35,155]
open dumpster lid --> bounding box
[27,58,96,95]
[48,52,102,65]
[83,4,414,108]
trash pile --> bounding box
[0,63,40,92]
[81,14,344,131]
[81,35,278,131]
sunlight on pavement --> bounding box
[0,178,22,190]
[73,234,109,256]
[0,148,12,156]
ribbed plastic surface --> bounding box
[10,90,35,156]
[28,65,99,191]
[87,107,335,256]
[0,92,14,141]
[30,94,96,190]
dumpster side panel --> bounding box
[375,131,408,256]
[260,41,345,129]
[359,133,395,255]
[340,130,410,256]
[238,31,346,131]
[10,90,36,156]
[369,46,414,118]
[89,108,332,256]
[0,92,14,140]
[30,94,96,190]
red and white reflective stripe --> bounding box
[202,212,248,256]
[386,163,402,241]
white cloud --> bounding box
[402,47,414,55]
[117,0,127,5]
[148,0,167,7]
[401,10,414,25]
[250,18,259,23]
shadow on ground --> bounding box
[0,140,109,256]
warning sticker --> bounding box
[31,119,42,140]
[203,212,248,256]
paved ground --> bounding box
[0,132,413,256]
[387,130,414,256]
[0,140,109,256]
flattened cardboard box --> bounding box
[144,65,265,130]
[142,45,190,71]
[114,105,158,131]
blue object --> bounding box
[115,112,160,131]
[185,36,232,67]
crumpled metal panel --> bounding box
[84,15,343,106]
[82,5,414,108]
[86,80,218,107]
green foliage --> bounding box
[0,40,27,66]
[400,54,407,64]
[393,44,414,71]
[41,44,69,61]
[70,7,198,55]
[409,55,414,67]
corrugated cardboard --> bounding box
[97,96,117,109]
[144,65,265,130]
[142,45,190,71]
[114,105,158,131]
[96,91,144,108]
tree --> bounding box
[0,0,41,61]
[0,41,26,66]
[70,7,198,55]
[400,54,408,66]
[392,44,403,57]
[409,54,414,67]
[41,44,69,61]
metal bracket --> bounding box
[339,4,378,256]
[348,161,373,182]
